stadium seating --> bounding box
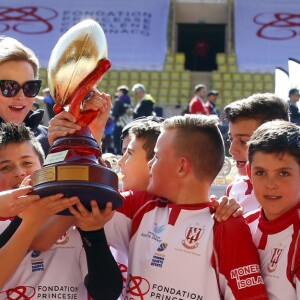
[212,52,275,104]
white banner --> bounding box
[288,58,300,89]
[0,0,170,70]
[235,0,300,73]
[274,68,290,100]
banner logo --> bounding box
[254,13,300,40]
[0,6,58,34]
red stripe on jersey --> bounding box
[287,213,300,288]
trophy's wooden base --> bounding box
[31,163,123,215]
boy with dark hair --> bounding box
[224,93,289,212]
[72,114,268,299]
[0,123,122,299]
[118,121,161,192]
[246,120,300,299]
[120,115,164,155]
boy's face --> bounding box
[197,88,206,99]
[0,142,42,192]
[148,129,178,200]
[118,135,150,191]
[0,61,36,124]
[228,118,261,176]
[249,152,300,221]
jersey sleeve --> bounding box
[212,216,268,299]
[104,190,148,255]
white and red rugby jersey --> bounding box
[245,202,300,300]
[105,190,268,300]
[226,176,260,213]
[0,223,89,300]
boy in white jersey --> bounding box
[224,93,289,213]
[71,114,268,299]
[0,123,122,299]
[0,185,79,288]
[246,120,300,299]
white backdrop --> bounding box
[0,0,170,70]
[235,0,300,73]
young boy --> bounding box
[224,93,289,213]
[71,114,268,299]
[118,120,161,191]
[0,187,79,288]
[0,123,122,299]
[246,120,300,299]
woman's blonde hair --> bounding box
[0,36,39,78]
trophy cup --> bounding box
[31,19,124,215]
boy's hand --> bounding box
[0,186,39,218]
[210,195,243,222]
[48,110,81,145]
[48,90,111,146]
[69,200,114,231]
[19,194,80,226]
[88,92,112,144]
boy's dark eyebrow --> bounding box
[127,147,134,153]
[0,155,35,163]
[252,165,293,171]
[228,132,252,137]
[0,159,11,164]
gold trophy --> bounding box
[31,19,124,215]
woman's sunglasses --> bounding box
[0,80,42,98]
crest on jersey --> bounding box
[267,248,283,273]
[182,226,203,249]
[55,232,70,245]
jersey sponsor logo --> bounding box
[154,223,166,234]
[30,251,44,272]
[31,250,41,258]
[157,243,168,252]
[0,285,35,299]
[150,283,203,300]
[267,247,283,273]
[230,264,264,289]
[151,243,168,268]
[36,285,79,299]
[126,274,150,299]
[141,230,162,243]
[31,259,44,272]
[125,278,204,300]
[182,226,203,249]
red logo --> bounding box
[254,13,300,40]
[0,286,35,299]
[0,6,58,34]
[267,248,283,272]
[55,232,69,245]
[182,226,203,249]
[126,274,150,299]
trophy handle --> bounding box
[53,58,112,126]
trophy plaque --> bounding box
[31,19,124,215]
